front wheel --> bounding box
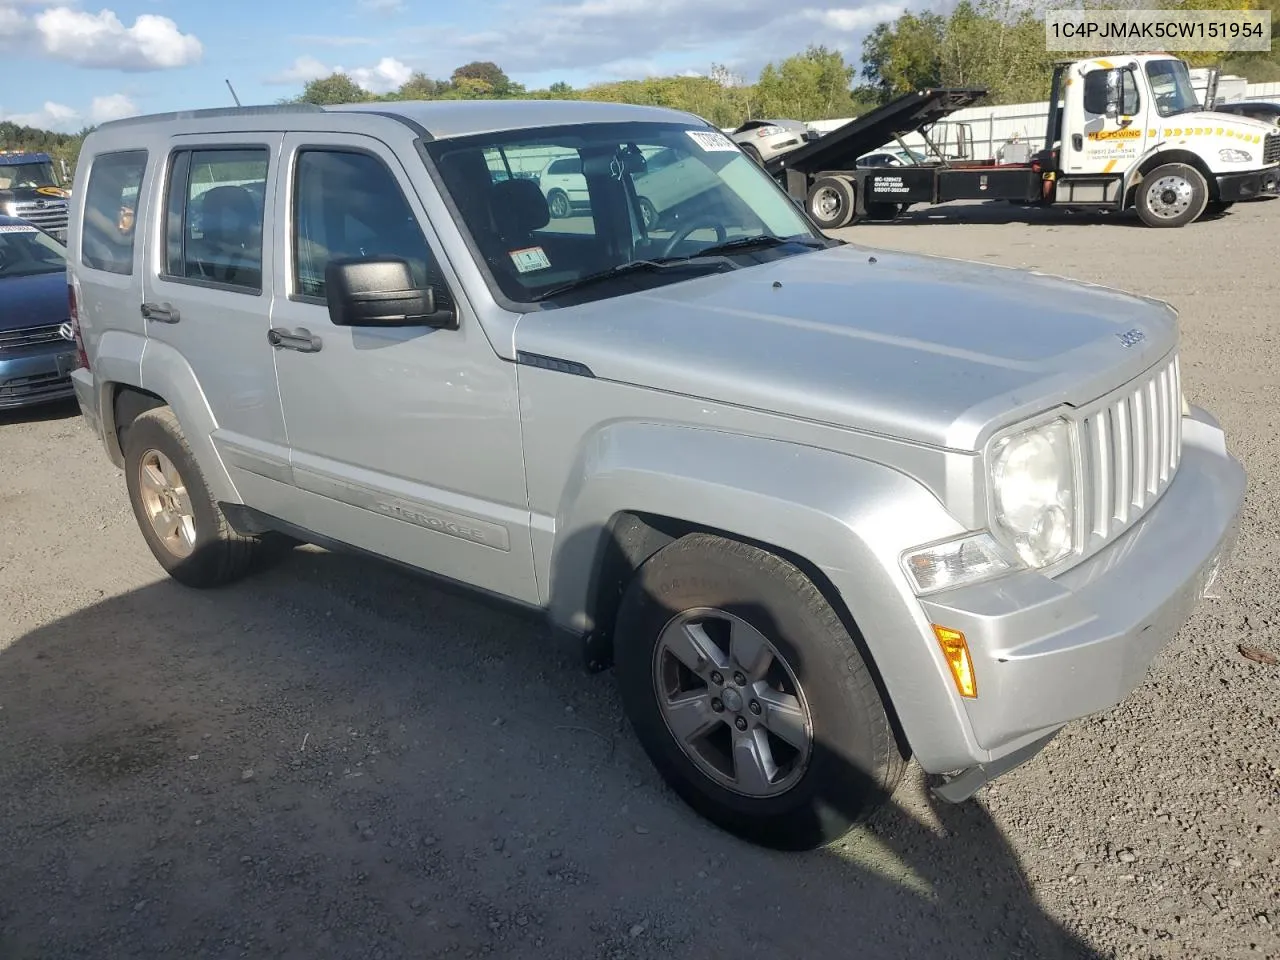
[1136,163,1208,227]
[547,189,571,219]
[614,533,908,850]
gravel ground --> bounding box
[1,198,1277,960]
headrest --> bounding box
[489,178,550,239]
[199,185,258,237]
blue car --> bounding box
[0,214,77,411]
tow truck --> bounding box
[769,53,1280,229]
[0,151,71,242]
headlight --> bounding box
[1219,148,1252,163]
[989,417,1076,568]
[1,200,16,216]
[902,532,1016,594]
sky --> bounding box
[0,0,916,132]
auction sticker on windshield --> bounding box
[509,246,552,273]
[686,130,740,152]
[0,224,38,233]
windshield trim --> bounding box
[416,121,830,314]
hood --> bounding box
[0,271,70,332]
[1174,110,1277,139]
[513,243,1179,450]
[0,185,70,203]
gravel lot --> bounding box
[2,198,1277,960]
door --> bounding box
[1064,64,1149,174]
[143,133,295,517]
[269,133,537,604]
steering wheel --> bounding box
[659,217,727,259]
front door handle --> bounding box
[141,301,180,323]
[267,326,323,353]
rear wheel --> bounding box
[547,189,571,219]
[614,533,908,850]
[1136,163,1208,227]
[637,196,659,229]
[122,406,277,588]
[806,176,857,229]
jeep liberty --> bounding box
[65,100,1245,850]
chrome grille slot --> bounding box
[1265,132,1280,165]
[1080,354,1181,548]
[8,199,68,232]
[0,323,65,350]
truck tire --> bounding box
[806,176,856,229]
[1136,163,1208,227]
[613,532,908,850]
[122,406,271,588]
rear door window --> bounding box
[81,150,147,275]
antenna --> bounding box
[225,79,242,107]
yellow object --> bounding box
[932,625,978,698]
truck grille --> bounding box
[1078,353,1182,548]
[7,198,69,233]
[0,323,67,351]
[1266,132,1280,165]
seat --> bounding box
[189,184,262,286]
[488,178,550,249]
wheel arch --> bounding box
[1124,148,1219,207]
[542,423,984,772]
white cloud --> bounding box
[0,5,202,71]
[290,33,377,47]
[358,0,404,12]
[806,4,907,31]
[89,93,139,123]
[268,54,413,94]
[2,101,79,131]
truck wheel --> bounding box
[614,532,908,850]
[122,406,269,588]
[806,176,856,229]
[1136,163,1208,227]
[547,189,571,219]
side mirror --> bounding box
[324,258,456,330]
[1104,68,1123,119]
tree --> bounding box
[397,71,447,100]
[298,73,373,105]
[451,61,513,97]
[755,45,858,120]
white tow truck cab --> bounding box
[774,53,1280,228]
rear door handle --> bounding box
[267,326,323,353]
[141,302,180,323]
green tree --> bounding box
[755,45,859,119]
[298,73,373,105]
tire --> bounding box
[1136,163,1208,227]
[122,406,271,588]
[614,533,908,851]
[806,176,856,229]
[547,189,571,219]
[637,196,659,230]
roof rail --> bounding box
[94,103,326,130]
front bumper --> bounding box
[918,407,1245,797]
[0,345,77,410]
[1215,166,1280,202]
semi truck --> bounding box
[0,150,71,242]
[769,53,1280,229]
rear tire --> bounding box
[547,189,571,219]
[806,176,857,229]
[1136,163,1208,227]
[614,533,908,850]
[122,406,272,588]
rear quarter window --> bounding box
[81,150,147,276]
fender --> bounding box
[137,337,241,505]
[542,422,987,772]
[85,329,147,467]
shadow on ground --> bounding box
[0,397,81,427]
[853,198,1253,229]
[0,534,1106,960]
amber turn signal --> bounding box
[932,625,977,698]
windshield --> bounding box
[1146,60,1201,117]
[0,222,66,277]
[0,162,57,191]
[424,121,824,306]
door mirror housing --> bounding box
[324,258,457,330]
[1104,68,1123,119]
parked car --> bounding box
[1213,99,1280,126]
[729,119,817,164]
[0,215,77,411]
[856,147,929,168]
[67,99,1244,851]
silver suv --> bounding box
[65,99,1244,851]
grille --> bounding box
[1078,353,1182,549]
[0,371,70,403]
[0,323,66,350]
[1265,132,1280,165]
[8,198,68,232]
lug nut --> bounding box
[749,700,762,715]
[710,671,724,685]
[734,717,748,731]
[711,698,724,713]
[733,672,747,686]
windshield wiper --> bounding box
[685,234,828,259]
[531,256,732,302]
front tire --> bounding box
[1136,163,1208,227]
[614,533,907,850]
[122,406,273,588]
